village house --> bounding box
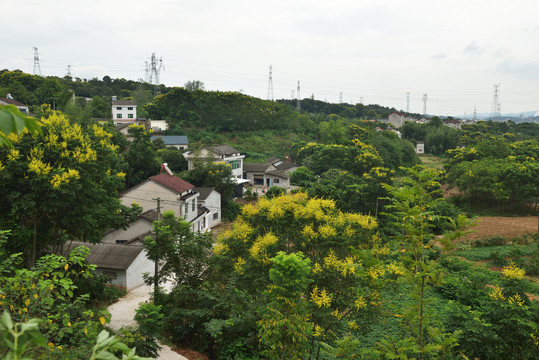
[63,241,154,291]
[183,144,245,179]
[243,157,296,188]
[0,95,30,115]
[443,118,462,130]
[415,141,425,154]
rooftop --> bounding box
[63,242,144,270]
[150,172,194,194]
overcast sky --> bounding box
[3,0,539,116]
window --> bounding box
[213,212,219,220]
[227,160,241,170]
[185,203,189,214]
[192,200,195,212]
[127,107,133,110]
[274,178,280,184]
[116,114,122,119]
[116,107,122,110]
[116,240,127,244]
[102,270,118,280]
[128,114,134,119]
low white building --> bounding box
[415,141,425,154]
[64,242,154,291]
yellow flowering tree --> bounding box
[0,111,139,266]
[209,192,387,357]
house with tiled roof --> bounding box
[243,157,295,188]
[151,135,189,150]
[0,95,29,115]
[184,144,245,179]
[63,241,154,291]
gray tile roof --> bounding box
[151,135,188,145]
[193,187,216,201]
[210,144,240,156]
[244,163,272,172]
[63,241,144,270]
[112,100,137,106]
[266,170,290,179]
[275,162,297,171]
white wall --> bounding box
[202,190,221,228]
[94,268,127,291]
[126,249,155,291]
[112,104,137,120]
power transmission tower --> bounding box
[359,97,364,104]
[423,93,428,116]
[296,81,301,112]
[339,92,343,103]
[473,106,477,120]
[406,92,410,113]
[491,83,501,119]
[33,47,41,76]
[267,65,274,101]
[66,65,72,77]
[149,53,164,95]
[291,90,295,99]
[144,61,150,83]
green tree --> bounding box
[258,251,313,360]
[143,210,213,292]
[0,111,139,265]
[184,80,205,91]
[124,125,160,188]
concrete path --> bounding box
[107,283,188,360]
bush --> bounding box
[115,326,161,358]
[222,199,242,221]
[489,250,507,267]
[264,186,286,199]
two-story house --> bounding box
[184,144,245,179]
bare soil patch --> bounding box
[460,216,537,242]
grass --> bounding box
[454,244,536,262]
[419,155,446,170]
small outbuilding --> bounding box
[63,241,155,291]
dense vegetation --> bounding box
[1,71,538,359]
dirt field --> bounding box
[461,216,538,241]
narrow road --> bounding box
[107,283,188,360]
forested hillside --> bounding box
[1,71,538,360]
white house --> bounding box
[120,167,210,232]
[184,145,245,179]
[149,120,169,133]
[63,241,154,291]
[0,96,29,115]
[443,119,462,130]
[243,161,291,188]
[112,99,137,122]
[194,187,221,228]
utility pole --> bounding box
[152,197,161,297]
[267,65,274,101]
[33,47,41,76]
[296,81,301,112]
